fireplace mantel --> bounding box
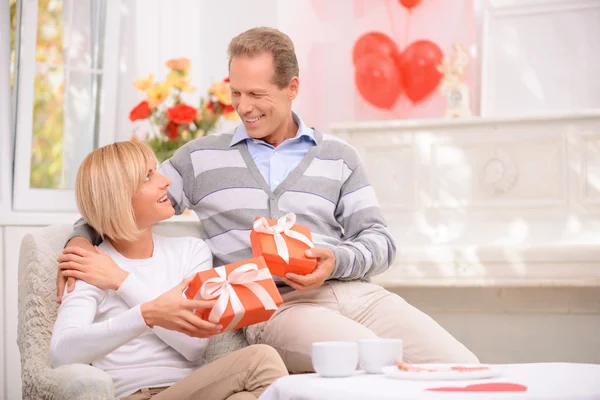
[330,111,600,287]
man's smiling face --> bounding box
[229,52,298,143]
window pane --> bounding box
[29,0,106,189]
[30,65,64,188]
[63,0,106,70]
[35,0,64,65]
[9,0,16,91]
[61,69,102,188]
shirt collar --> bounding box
[229,111,316,147]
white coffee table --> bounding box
[259,363,600,400]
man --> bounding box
[59,27,478,372]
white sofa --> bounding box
[17,224,247,400]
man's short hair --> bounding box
[228,26,299,89]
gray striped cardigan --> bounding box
[161,129,396,281]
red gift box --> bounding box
[184,256,283,331]
[250,213,317,277]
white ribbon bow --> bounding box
[199,263,278,331]
[252,212,314,264]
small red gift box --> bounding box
[184,256,283,331]
[249,213,317,277]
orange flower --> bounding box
[165,121,179,140]
[221,103,235,113]
[209,80,232,106]
[133,74,154,92]
[166,58,190,72]
[147,82,171,108]
[221,103,238,120]
[167,104,198,125]
[205,100,216,114]
[129,100,151,121]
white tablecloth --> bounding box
[260,363,600,400]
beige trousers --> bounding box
[120,344,287,400]
[246,280,479,373]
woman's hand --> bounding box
[141,277,222,338]
[58,246,129,291]
[56,237,94,303]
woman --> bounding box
[51,141,288,400]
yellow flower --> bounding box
[209,80,232,106]
[166,58,191,73]
[166,71,195,92]
[133,74,154,92]
[181,130,191,141]
[147,82,171,108]
[195,129,206,138]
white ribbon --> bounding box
[199,263,278,331]
[252,212,314,264]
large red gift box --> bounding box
[184,256,283,331]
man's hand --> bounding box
[58,246,129,291]
[141,277,222,338]
[281,248,336,291]
[57,237,95,304]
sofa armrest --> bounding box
[52,364,114,400]
[20,363,114,400]
[17,228,115,399]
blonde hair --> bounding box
[228,27,299,89]
[75,141,156,242]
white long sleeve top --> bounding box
[50,234,213,398]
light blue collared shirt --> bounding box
[229,112,317,191]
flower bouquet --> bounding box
[129,57,237,162]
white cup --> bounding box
[312,341,358,378]
[358,338,403,374]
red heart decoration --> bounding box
[352,32,404,110]
[354,52,404,110]
[352,31,402,67]
[428,383,528,392]
[398,0,421,9]
[352,34,443,109]
[398,40,443,104]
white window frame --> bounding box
[0,1,13,215]
[12,0,121,212]
[0,2,9,397]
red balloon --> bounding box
[398,0,421,9]
[398,40,443,103]
[354,52,403,110]
[352,31,401,66]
